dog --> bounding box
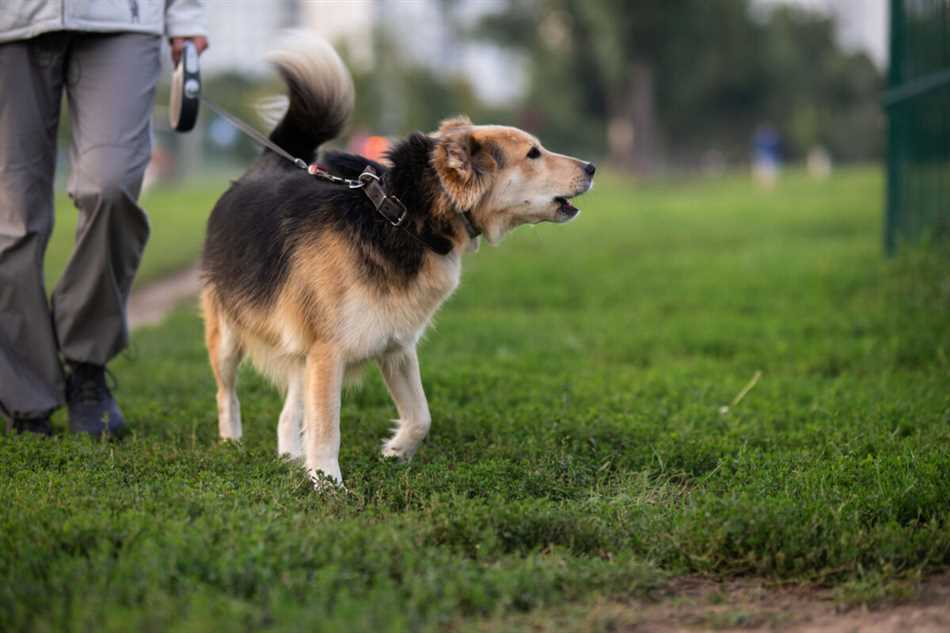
[200,34,595,486]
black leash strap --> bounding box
[201,96,309,170]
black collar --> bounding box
[358,166,478,256]
[459,210,481,240]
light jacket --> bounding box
[0,0,207,44]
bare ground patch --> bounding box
[572,572,950,633]
[128,264,201,329]
[465,572,950,632]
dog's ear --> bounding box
[433,116,480,183]
[436,115,472,136]
[432,126,501,213]
[439,132,480,183]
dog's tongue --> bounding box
[557,196,579,215]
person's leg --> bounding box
[53,32,161,436]
[0,34,69,429]
[54,32,161,365]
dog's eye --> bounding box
[526,146,541,159]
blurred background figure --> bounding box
[752,124,782,189]
[806,145,834,180]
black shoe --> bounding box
[66,363,127,439]
[5,415,53,436]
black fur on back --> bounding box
[202,134,459,312]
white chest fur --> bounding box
[338,254,461,363]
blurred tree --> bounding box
[753,7,883,163]
[480,0,747,172]
[479,1,883,173]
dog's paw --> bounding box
[310,476,347,493]
[381,419,429,462]
[308,462,343,490]
[278,448,305,464]
[381,437,418,462]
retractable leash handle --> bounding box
[169,40,200,132]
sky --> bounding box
[756,0,888,66]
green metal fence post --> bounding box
[883,0,950,254]
[885,0,904,256]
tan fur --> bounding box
[202,289,245,439]
[302,341,344,482]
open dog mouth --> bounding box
[554,195,580,219]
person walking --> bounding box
[0,1,208,437]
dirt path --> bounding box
[592,572,950,633]
[127,264,202,330]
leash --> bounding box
[208,95,472,255]
[169,42,477,255]
[201,95,310,171]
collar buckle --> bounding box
[356,169,379,189]
[381,196,408,227]
[358,167,408,227]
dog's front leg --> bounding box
[303,343,344,486]
[277,368,305,461]
[378,345,431,461]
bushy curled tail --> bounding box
[264,31,354,162]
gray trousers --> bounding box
[0,32,161,419]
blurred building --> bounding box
[299,1,375,69]
[201,0,296,77]
[200,0,519,104]
[375,0,523,104]
[201,1,375,77]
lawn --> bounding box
[3,168,949,632]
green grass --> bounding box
[4,168,950,632]
[45,178,229,289]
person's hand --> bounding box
[170,36,209,66]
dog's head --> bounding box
[431,116,595,244]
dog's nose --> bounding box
[584,162,597,176]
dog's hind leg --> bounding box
[303,343,344,485]
[277,365,305,461]
[378,345,431,461]
[202,290,244,440]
